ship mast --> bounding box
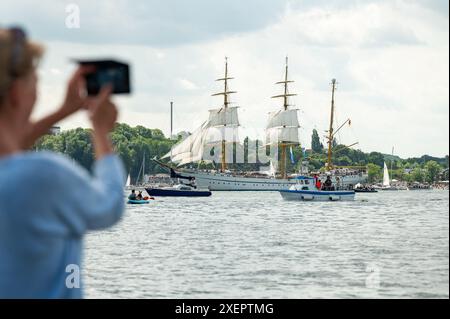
[212,57,237,172]
[325,79,358,171]
[326,79,337,170]
[271,56,297,179]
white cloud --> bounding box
[7,0,448,158]
[178,78,199,91]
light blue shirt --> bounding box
[0,151,125,298]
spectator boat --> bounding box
[279,176,355,201]
[127,199,150,204]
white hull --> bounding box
[177,170,367,191]
[280,190,355,201]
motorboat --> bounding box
[279,176,355,201]
[145,184,212,197]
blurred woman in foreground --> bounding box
[0,27,125,298]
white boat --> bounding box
[171,168,365,191]
[145,184,212,197]
[279,176,355,201]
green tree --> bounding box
[308,155,325,171]
[332,138,338,148]
[336,155,352,166]
[424,160,441,183]
[63,128,94,169]
[411,167,426,183]
[403,173,414,183]
[368,152,384,167]
[311,129,323,153]
[367,163,382,183]
[32,123,449,181]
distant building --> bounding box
[49,126,61,135]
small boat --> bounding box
[279,176,355,201]
[145,184,212,197]
[354,188,378,193]
[127,199,150,204]
[354,183,378,193]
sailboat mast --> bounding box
[211,57,238,173]
[283,57,289,110]
[280,57,290,179]
[170,101,173,160]
[221,58,229,172]
[326,79,337,170]
[142,152,146,185]
[390,146,394,180]
[170,101,173,139]
[224,58,229,107]
[270,56,298,180]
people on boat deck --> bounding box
[316,179,322,190]
[128,189,137,200]
[323,176,334,191]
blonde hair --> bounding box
[0,28,44,104]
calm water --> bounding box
[84,190,449,298]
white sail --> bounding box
[260,160,277,177]
[164,116,242,167]
[163,122,208,164]
[266,109,299,129]
[266,126,299,145]
[208,107,240,127]
[165,129,199,158]
[163,58,243,167]
[204,126,240,144]
[383,162,390,187]
[126,174,131,187]
[269,160,276,177]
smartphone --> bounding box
[74,59,131,95]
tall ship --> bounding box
[156,58,367,191]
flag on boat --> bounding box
[301,147,307,157]
[289,146,295,164]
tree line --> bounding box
[33,124,449,184]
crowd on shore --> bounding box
[432,182,449,190]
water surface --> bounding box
[84,190,449,298]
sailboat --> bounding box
[380,161,394,190]
[156,58,367,191]
[127,152,147,188]
[380,160,408,191]
[125,173,132,190]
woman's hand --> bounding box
[88,85,117,133]
[87,85,118,159]
[59,66,94,116]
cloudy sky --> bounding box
[1,0,448,158]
